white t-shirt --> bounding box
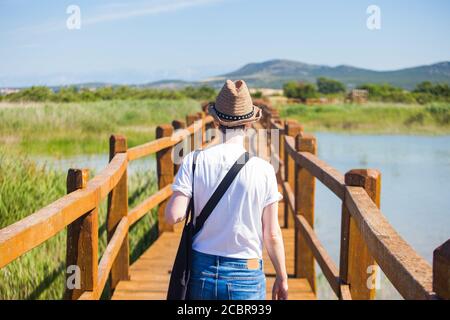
[172,142,282,259]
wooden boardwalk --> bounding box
[112,198,315,300]
[1,103,448,301]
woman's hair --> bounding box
[218,124,246,134]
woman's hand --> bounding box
[272,276,288,300]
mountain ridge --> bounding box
[3,60,448,91]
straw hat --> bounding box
[208,80,262,127]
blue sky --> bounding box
[0,0,449,86]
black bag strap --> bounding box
[193,151,250,235]
[185,150,200,227]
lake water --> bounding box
[33,133,450,300]
[313,133,450,299]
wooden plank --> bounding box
[284,136,345,200]
[345,185,434,300]
[156,125,174,233]
[127,137,173,162]
[298,152,345,200]
[294,133,317,293]
[127,116,214,161]
[281,181,295,215]
[97,218,129,299]
[107,135,130,291]
[128,185,172,226]
[296,215,339,297]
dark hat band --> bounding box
[213,105,254,121]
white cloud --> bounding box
[84,0,224,26]
[7,0,225,36]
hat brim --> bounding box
[208,104,262,127]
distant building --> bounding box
[346,89,368,104]
[0,88,20,95]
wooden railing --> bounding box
[0,111,217,300]
[257,102,450,300]
[0,102,449,300]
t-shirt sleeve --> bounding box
[264,165,283,207]
[171,151,194,198]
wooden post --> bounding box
[186,114,197,126]
[294,133,317,293]
[433,239,450,299]
[283,120,303,228]
[278,120,285,180]
[172,119,186,173]
[65,169,98,300]
[156,124,174,234]
[107,135,129,291]
[200,111,206,146]
[186,114,199,152]
[340,169,381,300]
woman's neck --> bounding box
[222,131,245,146]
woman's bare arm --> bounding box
[262,201,288,300]
[165,191,190,225]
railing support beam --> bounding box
[295,133,317,293]
[433,239,450,299]
[172,119,186,173]
[284,120,303,228]
[156,124,174,234]
[65,169,98,300]
[340,169,381,300]
[107,135,130,293]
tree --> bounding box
[316,77,346,94]
[283,81,318,101]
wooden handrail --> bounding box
[0,153,127,268]
[295,215,340,297]
[285,135,345,200]
[128,185,173,226]
[281,181,295,214]
[97,217,129,299]
[345,186,435,300]
[127,116,214,161]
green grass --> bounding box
[0,150,159,299]
[0,99,200,156]
[278,102,450,134]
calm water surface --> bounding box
[313,133,450,299]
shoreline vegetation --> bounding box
[1,99,449,159]
[277,102,450,135]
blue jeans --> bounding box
[187,250,266,300]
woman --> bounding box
[165,79,288,300]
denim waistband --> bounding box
[192,250,263,269]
